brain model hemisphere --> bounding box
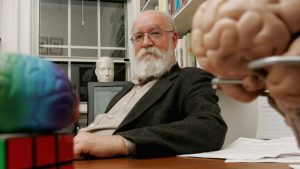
[0,53,79,133]
[192,0,300,145]
[192,0,300,102]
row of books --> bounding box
[175,32,200,68]
[156,0,190,16]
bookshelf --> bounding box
[141,0,158,11]
[173,0,204,37]
[141,0,205,37]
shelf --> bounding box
[142,0,158,11]
[140,0,205,37]
[173,0,205,36]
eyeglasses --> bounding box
[130,29,174,44]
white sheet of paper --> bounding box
[290,164,300,169]
[256,97,293,139]
[226,154,300,163]
[179,137,300,161]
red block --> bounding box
[57,135,73,163]
[7,137,33,169]
[35,135,56,167]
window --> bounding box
[38,0,128,102]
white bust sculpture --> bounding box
[95,56,114,82]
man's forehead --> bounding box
[133,13,168,31]
[132,24,163,33]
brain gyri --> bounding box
[0,53,79,133]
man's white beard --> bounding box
[132,45,176,83]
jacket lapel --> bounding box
[105,82,134,112]
[116,64,180,130]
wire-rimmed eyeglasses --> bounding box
[130,29,174,44]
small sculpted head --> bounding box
[95,56,114,82]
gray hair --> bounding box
[161,11,176,32]
[131,10,177,33]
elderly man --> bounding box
[74,10,227,159]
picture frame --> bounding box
[39,37,48,55]
[50,37,63,55]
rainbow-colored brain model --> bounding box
[0,53,79,133]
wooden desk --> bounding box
[74,157,290,169]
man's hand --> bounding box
[73,132,127,159]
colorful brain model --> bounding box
[0,53,79,133]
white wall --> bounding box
[218,91,258,146]
[1,0,32,54]
[19,0,32,54]
[1,0,19,52]
[0,0,2,51]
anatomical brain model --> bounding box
[192,0,300,145]
[0,53,79,133]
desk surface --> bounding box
[74,156,290,169]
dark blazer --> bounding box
[107,64,227,159]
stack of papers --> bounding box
[290,165,300,169]
[179,137,300,163]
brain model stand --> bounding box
[0,53,79,169]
